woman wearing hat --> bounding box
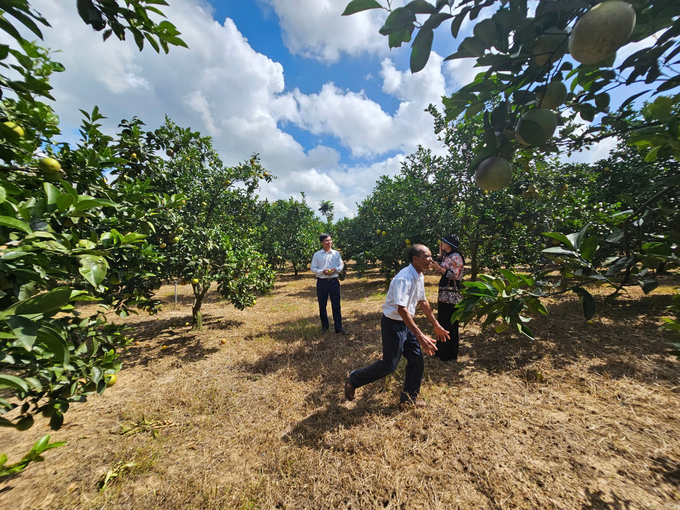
[430,234,465,361]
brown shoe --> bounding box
[344,374,355,401]
[399,398,427,410]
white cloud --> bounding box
[27,0,454,218]
[260,0,388,62]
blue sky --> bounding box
[26,0,654,218]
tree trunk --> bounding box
[192,282,211,330]
[470,240,479,282]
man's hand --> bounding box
[434,324,449,343]
[417,334,438,356]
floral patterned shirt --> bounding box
[438,252,464,305]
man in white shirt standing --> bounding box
[344,244,449,408]
[311,234,349,335]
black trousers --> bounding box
[349,315,424,404]
[435,302,459,361]
[316,278,342,332]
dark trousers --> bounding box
[316,278,342,332]
[349,315,424,404]
[435,302,459,361]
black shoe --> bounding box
[336,328,350,335]
[321,326,329,333]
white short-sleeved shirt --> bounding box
[310,249,344,279]
[382,264,426,321]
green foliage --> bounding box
[0,434,65,479]
[259,194,324,276]
[345,0,680,174]
[0,0,187,465]
[141,120,275,327]
[453,270,548,339]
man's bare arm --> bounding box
[397,305,437,356]
[418,300,450,343]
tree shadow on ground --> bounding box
[582,488,634,510]
[118,313,232,369]
[277,276,388,301]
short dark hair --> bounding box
[319,233,331,243]
[408,244,427,263]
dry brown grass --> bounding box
[1,268,679,509]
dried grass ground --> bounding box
[1,268,679,509]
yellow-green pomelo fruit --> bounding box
[532,27,568,66]
[516,109,557,146]
[475,157,513,191]
[538,81,567,109]
[569,1,636,65]
[39,157,61,173]
[4,121,24,137]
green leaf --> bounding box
[79,255,108,287]
[74,198,117,212]
[574,224,589,250]
[0,375,29,392]
[542,247,576,257]
[5,315,37,350]
[44,182,60,208]
[638,278,658,295]
[405,1,437,14]
[389,28,413,48]
[0,186,5,204]
[11,288,72,316]
[410,28,434,73]
[0,216,32,234]
[37,326,69,365]
[56,194,74,212]
[543,232,574,249]
[647,96,675,122]
[645,146,660,162]
[572,288,596,320]
[379,7,416,35]
[579,236,599,262]
[342,0,383,16]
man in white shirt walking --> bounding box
[344,244,449,408]
[311,234,349,335]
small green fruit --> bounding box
[192,278,200,285]
[159,242,167,248]
[105,374,117,386]
[39,157,61,174]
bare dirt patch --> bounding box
[1,269,679,509]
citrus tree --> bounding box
[344,0,679,330]
[258,194,324,276]
[0,0,186,476]
[144,120,275,329]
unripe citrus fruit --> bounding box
[39,157,61,174]
[192,278,199,285]
[173,236,180,243]
[513,221,521,228]
[538,81,567,110]
[4,121,24,137]
[516,109,557,146]
[159,242,167,248]
[105,374,117,386]
[532,27,568,67]
[475,157,513,191]
[376,229,381,235]
[569,1,636,65]
[382,231,386,236]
